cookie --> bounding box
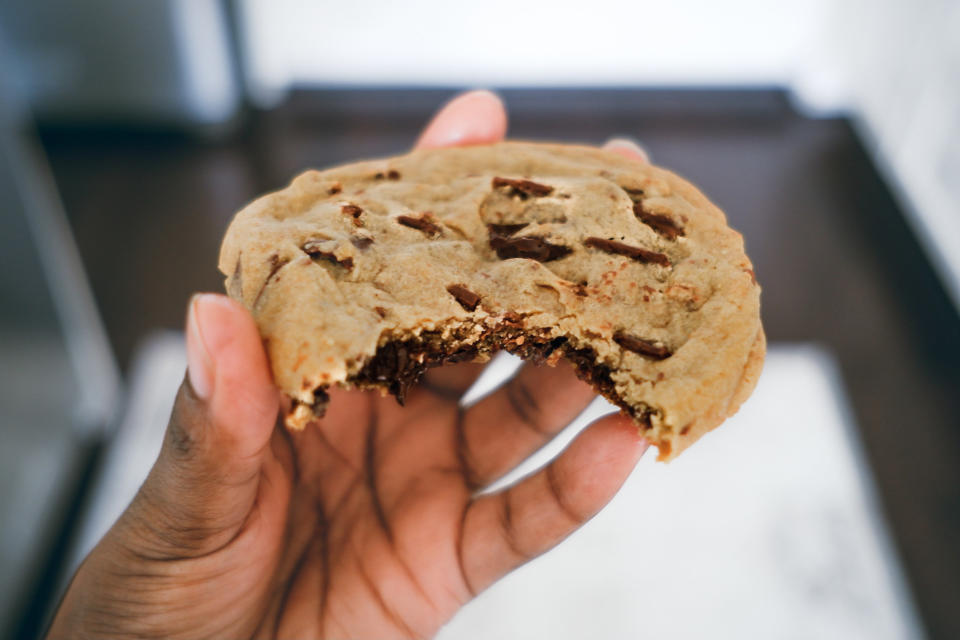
[219,142,764,461]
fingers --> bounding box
[602,137,650,163]
[128,294,281,556]
[459,413,647,595]
[415,90,508,150]
[457,362,596,488]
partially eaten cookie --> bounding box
[219,142,764,460]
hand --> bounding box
[48,91,651,640]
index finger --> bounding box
[414,90,508,150]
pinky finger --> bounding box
[457,413,648,596]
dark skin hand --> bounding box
[47,91,651,639]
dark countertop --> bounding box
[37,88,960,639]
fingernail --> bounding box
[603,137,650,163]
[416,90,507,149]
[186,294,215,400]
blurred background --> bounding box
[0,1,958,638]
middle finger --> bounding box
[456,360,596,488]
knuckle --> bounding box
[546,465,585,525]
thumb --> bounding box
[124,293,279,557]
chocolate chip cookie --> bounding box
[219,142,764,460]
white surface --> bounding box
[71,337,923,638]
[238,0,827,98]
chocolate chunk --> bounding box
[488,222,529,238]
[490,235,572,262]
[492,177,554,198]
[613,331,672,360]
[354,341,419,404]
[328,182,342,195]
[387,169,401,180]
[445,345,479,364]
[311,387,330,414]
[634,202,685,240]
[447,284,481,311]
[584,237,671,267]
[342,204,363,218]
[254,254,290,305]
[374,306,387,318]
[267,253,288,276]
[397,213,442,237]
[621,186,644,202]
[302,241,354,270]
[351,236,374,250]
[567,281,588,297]
[524,336,567,364]
[291,393,329,422]
[313,253,354,270]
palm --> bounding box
[268,386,474,639]
[250,362,640,639]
